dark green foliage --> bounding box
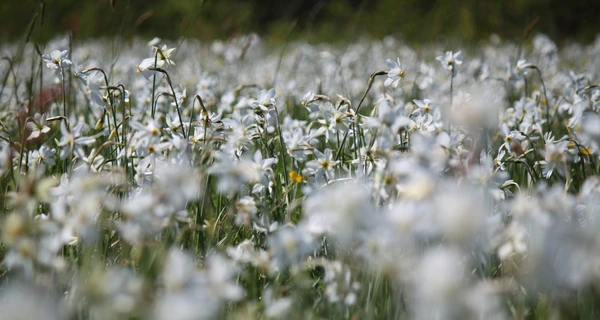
[1,0,599,44]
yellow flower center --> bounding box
[580,148,592,156]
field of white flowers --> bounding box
[1,33,600,319]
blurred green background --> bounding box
[3,0,599,44]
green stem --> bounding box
[273,103,290,216]
[149,67,186,139]
[60,63,67,125]
[335,70,387,162]
[151,51,159,119]
[530,66,552,133]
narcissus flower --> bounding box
[42,50,72,74]
[436,50,462,73]
[384,58,405,88]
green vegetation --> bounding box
[2,0,599,44]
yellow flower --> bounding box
[289,171,303,183]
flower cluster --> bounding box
[0,33,599,319]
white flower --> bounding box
[29,145,56,172]
[171,85,187,108]
[234,196,257,226]
[136,57,162,80]
[0,283,63,320]
[515,59,532,74]
[500,123,525,155]
[136,45,176,80]
[418,62,435,89]
[42,50,72,73]
[26,113,51,140]
[71,60,88,86]
[209,150,275,194]
[0,141,11,176]
[155,44,176,66]
[412,99,434,116]
[538,140,569,179]
[301,183,372,245]
[384,58,404,88]
[267,226,316,270]
[263,286,293,318]
[154,249,244,320]
[252,88,276,110]
[494,149,507,171]
[306,149,339,180]
[436,50,463,72]
[57,121,96,160]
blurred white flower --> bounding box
[25,113,51,140]
[301,182,372,245]
[154,249,244,320]
[268,226,315,271]
[234,196,257,226]
[0,282,63,320]
[29,145,56,172]
[436,50,462,73]
[57,121,96,160]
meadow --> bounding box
[1,32,600,319]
